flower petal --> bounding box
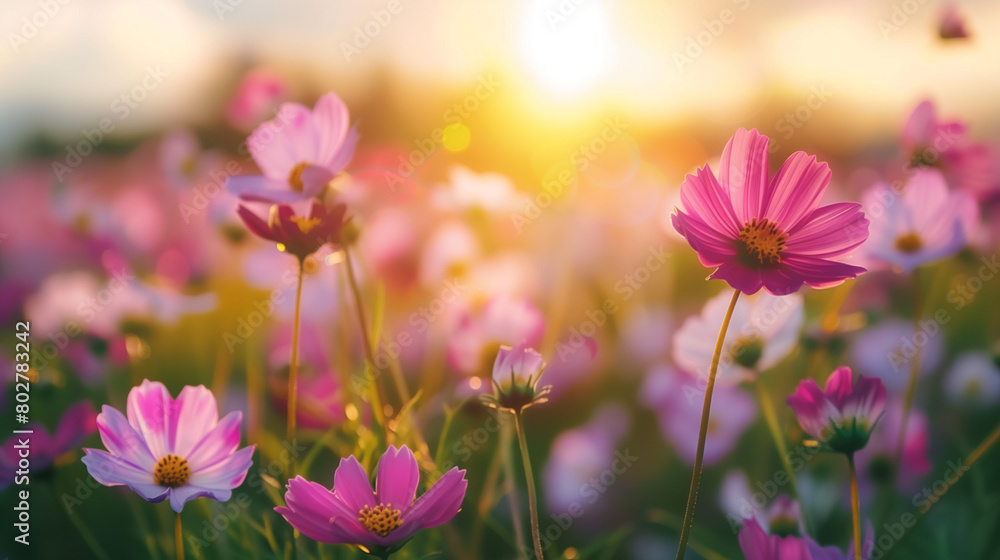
[96,405,156,470]
[185,412,243,472]
[312,93,352,168]
[228,175,311,203]
[276,476,373,545]
[237,205,281,243]
[169,385,219,458]
[333,456,376,511]
[678,165,741,237]
[81,448,168,503]
[785,202,869,259]
[126,380,173,460]
[168,485,231,513]
[764,152,832,231]
[718,128,771,224]
[780,255,866,291]
[249,102,311,178]
[399,467,468,531]
[787,379,840,440]
[376,445,420,511]
[54,401,97,453]
[188,445,255,490]
[671,211,739,268]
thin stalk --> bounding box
[513,410,544,560]
[882,423,1000,559]
[848,455,862,560]
[286,257,305,479]
[675,288,741,560]
[753,377,810,533]
[895,269,923,474]
[343,245,392,443]
[175,512,185,560]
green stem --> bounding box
[175,512,185,560]
[286,257,304,480]
[343,245,392,443]
[753,377,810,533]
[513,410,544,560]
[675,288,741,560]
[895,269,923,476]
[848,455,862,560]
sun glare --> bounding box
[521,1,613,99]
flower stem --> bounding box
[895,269,923,477]
[343,245,393,443]
[848,455,862,560]
[675,288,740,560]
[286,257,305,480]
[753,377,810,533]
[513,410,544,560]
[175,512,185,560]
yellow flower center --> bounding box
[288,162,309,192]
[153,454,190,487]
[739,218,787,265]
[291,216,322,235]
[358,503,403,537]
[894,232,923,253]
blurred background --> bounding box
[2,1,1000,559]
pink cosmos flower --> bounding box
[861,169,978,273]
[739,518,873,560]
[787,367,886,455]
[673,289,804,387]
[902,101,993,195]
[276,445,467,554]
[641,365,757,465]
[672,128,869,295]
[81,380,255,513]
[447,296,545,375]
[225,69,289,131]
[237,201,348,260]
[1,402,96,488]
[228,93,359,203]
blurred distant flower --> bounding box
[237,201,348,260]
[720,474,805,537]
[431,165,521,214]
[276,445,467,556]
[902,101,993,195]
[739,517,873,560]
[228,92,358,203]
[268,320,346,430]
[861,169,977,273]
[938,3,970,39]
[854,403,931,501]
[447,296,545,375]
[674,290,803,386]
[944,352,1000,408]
[641,366,756,465]
[359,207,420,291]
[849,318,944,394]
[419,220,479,287]
[671,128,868,295]
[543,404,629,514]
[225,69,289,131]
[788,367,886,455]
[82,380,255,512]
[483,344,551,412]
[1,402,96,489]
[159,129,221,188]
[620,306,673,366]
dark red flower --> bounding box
[237,201,347,259]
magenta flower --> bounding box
[1,402,96,489]
[672,128,869,295]
[225,68,289,131]
[739,518,873,560]
[938,3,970,39]
[237,201,348,260]
[902,100,993,195]
[228,92,359,203]
[81,380,255,513]
[861,169,978,273]
[276,445,467,556]
[483,343,551,411]
[787,367,886,455]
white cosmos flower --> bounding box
[672,290,804,386]
[944,352,1000,408]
